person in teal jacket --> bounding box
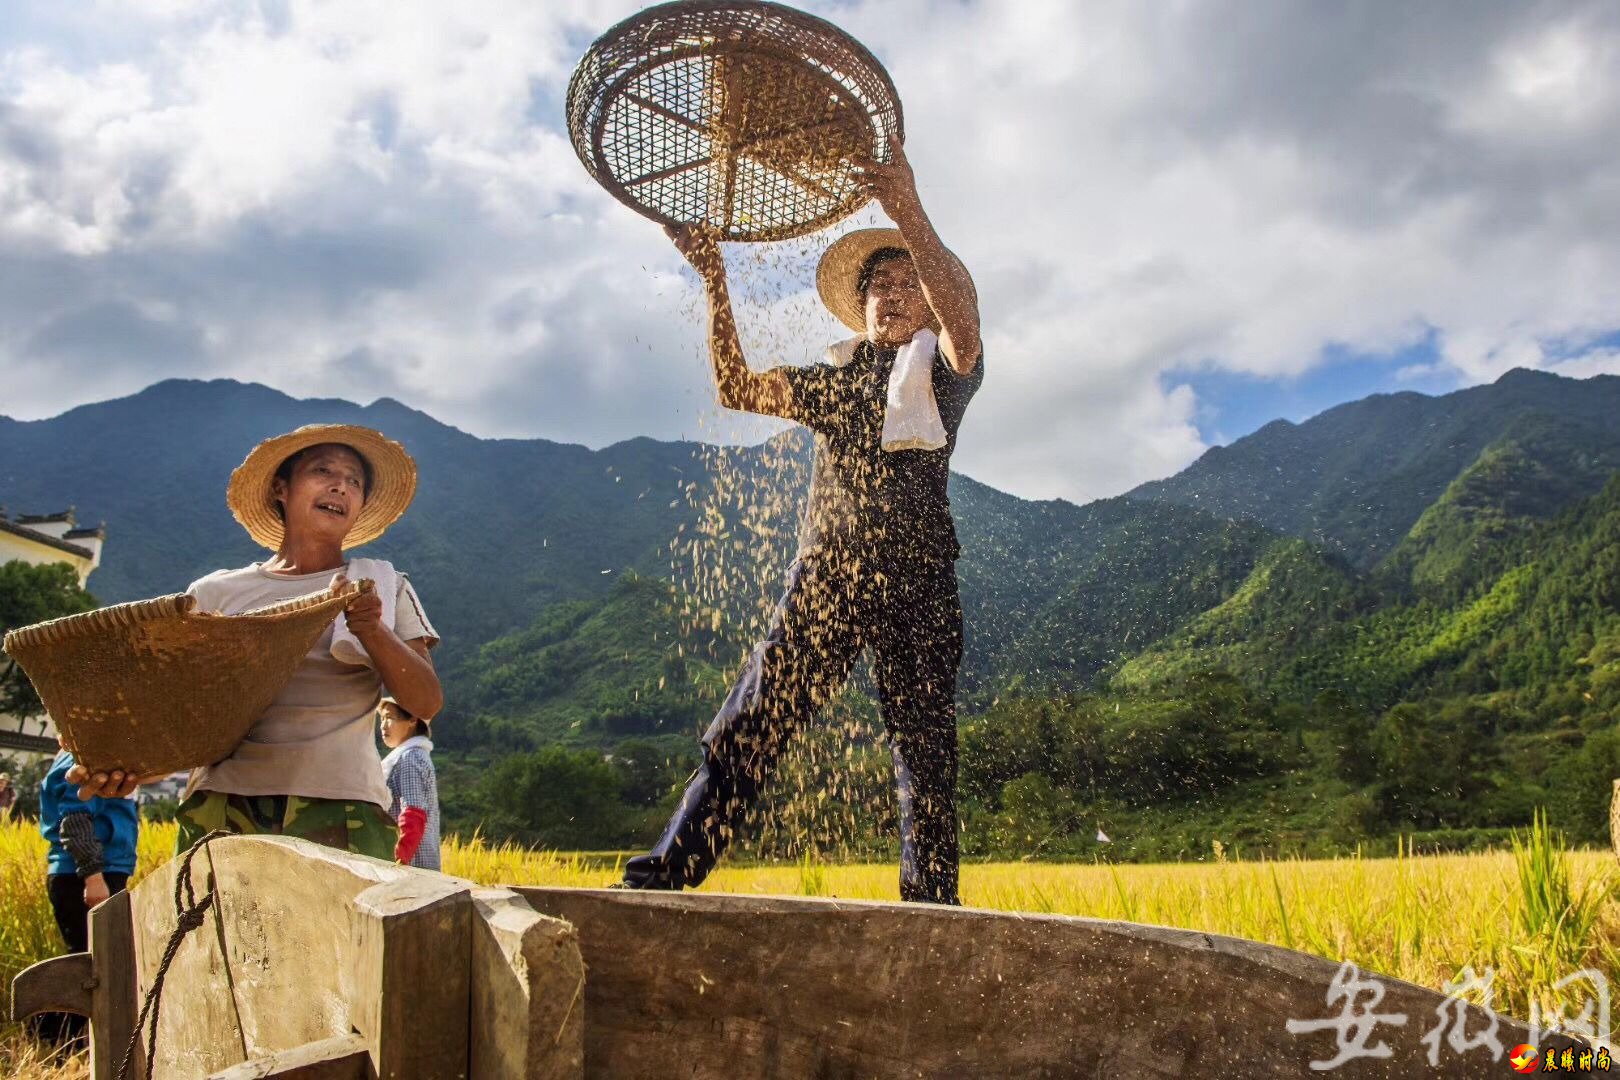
[40,747,140,952]
[35,746,139,1045]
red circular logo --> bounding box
[1508,1044,1539,1074]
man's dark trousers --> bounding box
[626,548,964,904]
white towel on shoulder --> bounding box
[823,328,947,452]
[330,556,397,668]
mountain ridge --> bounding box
[4,367,1617,693]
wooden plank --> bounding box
[515,888,1588,1079]
[206,1033,370,1079]
[89,889,140,1080]
[352,876,472,1080]
[129,843,245,1076]
[128,836,474,1079]
[9,953,92,1019]
[468,888,585,1080]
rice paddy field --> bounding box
[3,816,1616,1076]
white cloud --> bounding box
[1550,350,1620,380]
[1,1,1618,503]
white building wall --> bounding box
[1,514,102,757]
[0,530,97,586]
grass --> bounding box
[3,818,1616,1075]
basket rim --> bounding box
[2,580,367,654]
[565,0,903,242]
[576,0,899,92]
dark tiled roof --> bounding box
[0,516,94,560]
[14,509,74,526]
[0,729,57,755]
[63,526,106,541]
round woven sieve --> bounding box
[566,0,904,242]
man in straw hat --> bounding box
[72,425,443,860]
[620,142,982,904]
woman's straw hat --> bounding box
[815,227,908,333]
[227,424,417,551]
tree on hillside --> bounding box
[1370,699,1500,828]
[1315,690,1378,786]
[471,746,631,849]
[0,560,97,717]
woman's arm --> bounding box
[343,586,442,719]
[369,636,441,719]
[668,225,797,418]
[854,142,982,375]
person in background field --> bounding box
[69,424,442,860]
[379,696,440,871]
[37,744,139,1043]
[0,772,16,821]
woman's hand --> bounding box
[332,573,388,643]
[666,223,726,287]
[343,585,387,641]
[64,765,165,801]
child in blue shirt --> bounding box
[40,747,140,952]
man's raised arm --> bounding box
[853,142,982,375]
[667,225,796,418]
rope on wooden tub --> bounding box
[118,829,229,1080]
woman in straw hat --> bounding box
[619,141,982,904]
[72,425,442,860]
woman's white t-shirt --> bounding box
[183,561,437,808]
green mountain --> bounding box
[6,369,1617,712]
[1117,424,1620,714]
[1127,368,1620,566]
[7,369,1620,854]
[447,571,730,750]
[1378,413,1620,602]
[426,369,1620,854]
[0,379,704,668]
[982,498,1279,692]
[0,377,1274,688]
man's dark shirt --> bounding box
[782,341,983,566]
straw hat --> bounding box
[227,424,417,551]
[816,228,909,333]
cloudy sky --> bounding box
[3,1,1618,503]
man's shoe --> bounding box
[613,854,684,891]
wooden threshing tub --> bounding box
[11,836,1589,1078]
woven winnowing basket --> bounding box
[566,0,903,242]
[2,581,367,777]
